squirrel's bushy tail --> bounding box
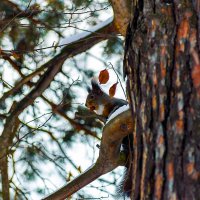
[123,163,133,196]
[116,164,133,199]
[117,135,133,198]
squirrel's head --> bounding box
[85,79,127,118]
[85,79,105,113]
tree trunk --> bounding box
[124,1,200,199]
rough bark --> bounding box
[109,0,131,36]
[124,0,200,199]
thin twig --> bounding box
[108,62,127,100]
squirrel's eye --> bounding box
[90,94,94,99]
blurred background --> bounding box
[0,0,126,199]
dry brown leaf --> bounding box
[98,69,109,84]
[109,82,118,97]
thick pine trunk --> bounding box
[124,1,200,199]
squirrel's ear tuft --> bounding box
[87,86,91,93]
[91,79,102,93]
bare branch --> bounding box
[0,156,10,200]
[0,64,46,105]
[43,109,133,200]
[2,19,116,53]
[42,96,100,140]
[0,19,116,159]
[109,0,131,36]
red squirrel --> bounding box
[85,79,133,197]
[86,79,128,118]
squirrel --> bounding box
[85,79,133,198]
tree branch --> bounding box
[42,96,100,140]
[0,156,10,200]
[43,109,133,200]
[0,64,46,105]
[109,0,131,36]
[0,19,116,159]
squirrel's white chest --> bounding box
[96,105,104,115]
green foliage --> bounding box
[26,146,37,159]
[62,130,75,143]
[24,166,36,181]
[61,88,77,112]
[36,188,45,195]
[103,37,124,56]
[72,0,93,8]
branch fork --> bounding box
[43,109,133,200]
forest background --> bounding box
[0,0,126,199]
